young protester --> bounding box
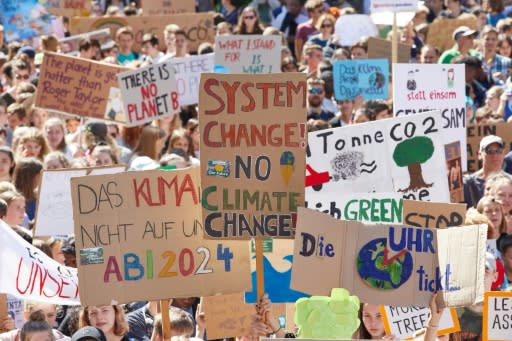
[0,146,15,181]
[12,157,43,222]
[79,306,129,341]
[44,118,76,161]
[234,7,264,35]
[91,146,118,167]
[16,127,50,161]
[43,151,70,170]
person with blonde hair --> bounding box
[129,126,166,166]
[16,127,49,161]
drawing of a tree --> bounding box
[392,136,434,192]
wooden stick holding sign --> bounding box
[160,299,171,341]
[392,13,398,65]
[255,239,265,306]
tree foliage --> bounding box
[392,136,434,167]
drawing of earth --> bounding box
[356,238,413,290]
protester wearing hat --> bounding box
[439,25,480,64]
[61,236,76,268]
[463,135,510,208]
[72,327,107,341]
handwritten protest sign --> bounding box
[199,73,307,239]
[70,13,215,52]
[141,0,195,15]
[245,239,309,303]
[118,61,179,126]
[59,29,112,56]
[214,35,281,74]
[427,15,477,53]
[333,59,388,101]
[0,0,53,43]
[402,200,466,229]
[5,295,24,329]
[381,305,460,339]
[0,220,80,305]
[335,14,378,46]
[35,53,127,122]
[34,166,126,237]
[71,168,251,305]
[483,291,512,341]
[170,54,214,105]
[371,0,418,13]
[367,37,410,67]
[203,293,255,339]
[47,0,91,17]
[467,123,512,172]
[393,64,467,172]
[307,111,450,203]
[291,208,487,307]
[306,191,402,224]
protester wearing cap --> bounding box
[72,327,107,341]
[463,135,511,208]
[439,25,480,64]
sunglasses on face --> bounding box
[15,74,29,80]
[308,88,323,95]
[485,146,504,155]
[244,15,255,19]
[321,24,333,28]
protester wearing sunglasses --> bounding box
[464,135,511,208]
[307,13,336,49]
[306,78,335,123]
[234,6,264,35]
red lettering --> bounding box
[287,81,307,108]
[127,104,136,123]
[133,178,158,207]
[222,81,241,114]
[241,82,255,112]
[177,174,199,205]
[171,91,179,110]
[203,122,221,147]
[16,257,32,294]
[104,256,123,282]
[274,83,286,106]
[140,83,157,99]
[284,123,299,147]
[256,83,273,109]
[58,279,71,299]
[235,124,250,147]
[221,124,236,146]
[268,124,281,146]
[42,271,60,298]
[204,79,224,115]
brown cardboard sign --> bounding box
[402,199,466,229]
[367,37,410,65]
[466,123,512,173]
[70,13,215,52]
[71,167,251,306]
[47,0,92,18]
[203,293,255,339]
[35,52,127,122]
[291,208,487,307]
[141,0,195,16]
[426,14,477,53]
[199,73,307,239]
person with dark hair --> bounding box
[221,0,239,25]
[439,0,468,19]
[78,38,95,60]
[234,6,264,35]
[13,157,43,222]
[272,0,308,58]
[453,55,488,109]
[141,34,164,64]
[0,146,15,182]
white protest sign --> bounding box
[6,295,24,328]
[0,221,80,305]
[371,0,418,13]
[34,166,126,236]
[306,111,450,203]
[483,291,512,341]
[118,60,180,126]
[335,14,378,46]
[214,35,281,74]
[393,64,467,171]
[381,305,460,339]
[305,192,402,224]
[170,54,214,105]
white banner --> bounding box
[170,54,214,105]
[393,64,467,171]
[371,0,418,13]
[0,221,80,305]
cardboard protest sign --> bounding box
[370,0,418,13]
[367,37,410,66]
[35,53,127,122]
[0,294,6,330]
[118,61,179,126]
[0,221,80,305]
[245,239,309,303]
[214,35,281,74]
[445,141,464,203]
[483,291,512,341]
[199,73,307,239]
[70,13,215,52]
[306,111,450,203]
[333,59,389,101]
[34,166,126,237]
[141,0,195,15]
[427,15,477,53]
[202,293,255,339]
[393,64,467,172]
[170,54,214,105]
[402,200,466,229]
[381,305,460,339]
[46,0,91,17]
[59,29,112,56]
[335,14,378,46]
[467,123,512,173]
[305,192,403,224]
[0,0,53,43]
[291,207,487,307]
[71,168,251,306]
